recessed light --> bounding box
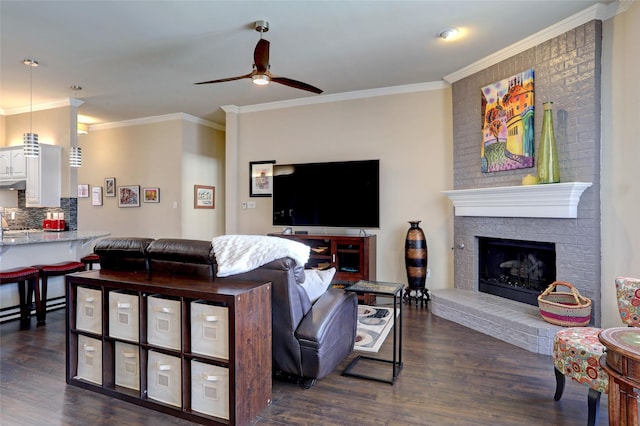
[439,28,459,40]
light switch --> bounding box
[247,201,256,209]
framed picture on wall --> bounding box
[143,187,160,203]
[118,185,140,207]
[77,184,89,198]
[194,185,215,209]
[250,160,275,197]
[105,177,116,197]
[92,187,103,206]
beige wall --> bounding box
[0,115,5,145]
[77,117,225,239]
[231,88,454,289]
[181,120,226,240]
[600,1,640,327]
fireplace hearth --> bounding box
[478,237,556,306]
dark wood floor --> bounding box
[0,304,608,425]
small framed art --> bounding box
[77,184,89,198]
[143,187,160,203]
[105,177,116,197]
[250,160,275,197]
[194,185,215,209]
[92,187,103,206]
[118,185,140,207]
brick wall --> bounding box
[450,21,603,324]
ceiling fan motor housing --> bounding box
[255,20,269,33]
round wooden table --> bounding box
[599,327,640,426]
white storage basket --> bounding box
[147,350,182,407]
[76,335,102,385]
[147,295,181,350]
[76,287,102,334]
[115,341,140,390]
[190,301,229,359]
[109,291,139,342]
[191,360,229,419]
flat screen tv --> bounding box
[272,159,380,229]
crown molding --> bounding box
[90,112,224,131]
[221,105,240,114]
[233,81,449,114]
[444,1,626,83]
[1,97,83,116]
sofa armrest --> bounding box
[295,288,357,348]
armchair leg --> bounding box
[587,388,601,426]
[554,368,565,401]
[273,370,317,389]
[301,378,316,389]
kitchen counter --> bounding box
[0,230,110,247]
[0,230,110,322]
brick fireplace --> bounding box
[432,20,602,354]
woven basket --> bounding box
[537,281,592,326]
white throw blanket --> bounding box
[211,235,310,277]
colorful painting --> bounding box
[118,185,140,207]
[481,69,535,173]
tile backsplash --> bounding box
[2,190,77,230]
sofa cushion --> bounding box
[301,268,336,303]
[94,237,154,271]
[147,239,215,278]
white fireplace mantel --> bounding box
[442,182,592,218]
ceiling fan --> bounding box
[195,20,323,94]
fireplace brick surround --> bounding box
[432,21,602,354]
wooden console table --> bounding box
[65,270,272,425]
[599,327,640,426]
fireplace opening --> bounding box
[478,237,556,306]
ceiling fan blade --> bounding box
[270,76,323,94]
[194,72,254,85]
[254,39,270,73]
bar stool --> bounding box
[32,261,85,324]
[0,267,40,322]
[81,253,100,270]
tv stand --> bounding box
[270,233,376,302]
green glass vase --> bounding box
[536,101,560,183]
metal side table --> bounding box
[342,280,403,384]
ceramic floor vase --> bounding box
[405,221,428,290]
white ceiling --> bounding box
[0,0,615,126]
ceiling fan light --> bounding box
[439,28,459,40]
[252,74,270,85]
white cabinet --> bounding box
[0,147,27,180]
[26,143,62,207]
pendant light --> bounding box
[69,146,82,167]
[69,85,83,167]
[23,58,39,157]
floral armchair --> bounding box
[552,276,640,426]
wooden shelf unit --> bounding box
[270,234,377,297]
[66,270,272,425]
